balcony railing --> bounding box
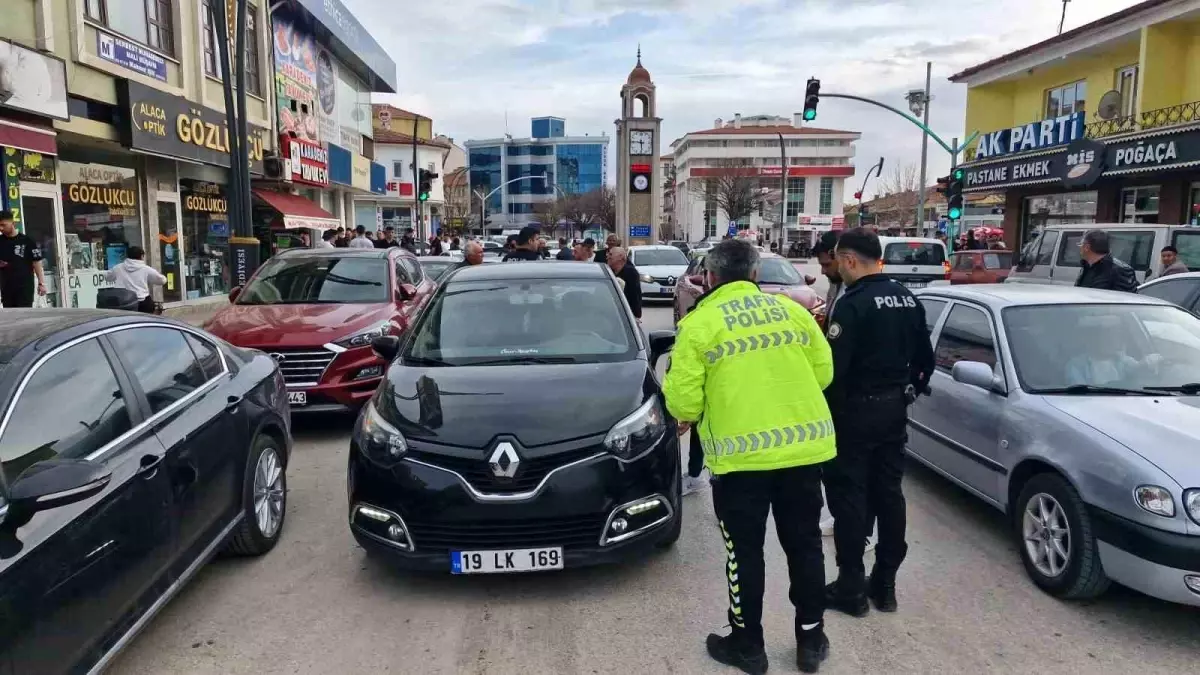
[1085,100,1200,139]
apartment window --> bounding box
[393,161,405,179]
[1121,186,1160,224]
[202,2,262,95]
[761,157,781,166]
[87,0,175,55]
[1116,65,1138,117]
[786,177,805,219]
[818,177,833,215]
[1046,79,1086,118]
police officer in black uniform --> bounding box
[822,227,935,616]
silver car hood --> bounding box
[637,264,688,278]
[1045,396,1200,488]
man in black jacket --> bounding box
[606,246,642,320]
[503,226,543,261]
[1075,229,1137,292]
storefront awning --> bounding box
[0,119,57,155]
[252,189,340,230]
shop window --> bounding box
[60,160,143,309]
[1021,191,1097,246]
[86,0,175,56]
[1121,186,1160,224]
[1045,80,1086,118]
[201,1,262,96]
[1187,182,1200,227]
[157,201,182,303]
[180,180,230,300]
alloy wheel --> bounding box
[253,446,285,539]
[1022,492,1071,578]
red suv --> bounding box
[205,247,436,412]
[674,252,824,325]
[949,249,1013,285]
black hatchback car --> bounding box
[349,262,680,573]
[0,310,291,674]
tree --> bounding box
[585,186,616,233]
[533,197,569,238]
[879,162,921,227]
[558,193,598,239]
[689,160,761,229]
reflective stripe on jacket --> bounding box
[662,280,836,474]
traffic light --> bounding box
[860,204,870,222]
[853,191,863,200]
[802,78,820,121]
[417,169,437,202]
[935,174,950,197]
[946,168,964,221]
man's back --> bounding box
[1076,255,1137,292]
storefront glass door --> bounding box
[1189,182,1199,226]
[157,199,183,303]
[19,186,64,308]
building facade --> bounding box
[615,53,663,246]
[0,0,393,309]
[669,114,860,246]
[951,0,1200,257]
[465,116,608,232]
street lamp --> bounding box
[474,175,548,235]
[906,62,933,234]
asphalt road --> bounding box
[113,267,1200,675]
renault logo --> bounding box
[488,442,520,479]
[667,276,676,285]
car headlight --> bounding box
[603,397,666,462]
[1184,489,1200,525]
[356,399,408,466]
[336,321,392,349]
[640,274,654,284]
[1134,485,1176,518]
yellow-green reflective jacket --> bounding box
[663,280,836,474]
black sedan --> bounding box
[0,310,291,673]
[348,262,680,573]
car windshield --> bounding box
[632,248,688,267]
[758,258,803,285]
[405,278,637,365]
[1003,303,1200,393]
[420,259,456,280]
[884,242,945,265]
[237,256,389,304]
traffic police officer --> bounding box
[663,239,836,674]
[823,227,934,616]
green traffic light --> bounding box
[947,207,962,220]
[419,192,429,202]
[803,109,816,121]
[952,168,964,180]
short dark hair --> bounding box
[355,225,366,235]
[1162,245,1178,254]
[127,245,146,260]
[558,237,567,246]
[517,226,539,245]
[812,230,840,256]
[581,237,596,249]
[0,210,12,222]
[385,226,395,233]
[835,227,882,261]
[1082,229,1110,255]
[706,239,759,283]
[323,229,337,241]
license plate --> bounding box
[287,391,307,406]
[903,281,928,289]
[452,547,563,574]
[662,286,674,295]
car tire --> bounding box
[225,434,288,557]
[1014,473,1110,600]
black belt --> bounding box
[846,389,906,402]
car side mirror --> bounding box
[648,329,676,368]
[7,459,112,517]
[951,361,1006,394]
[397,283,418,302]
[371,335,401,362]
[228,286,242,303]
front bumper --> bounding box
[347,433,681,572]
[1090,505,1200,606]
[290,347,384,413]
[640,281,676,299]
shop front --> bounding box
[961,123,1200,251]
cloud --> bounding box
[343,0,1145,198]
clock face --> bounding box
[630,130,653,155]
[633,174,649,191]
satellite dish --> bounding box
[1098,90,1123,120]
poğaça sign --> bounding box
[116,80,267,174]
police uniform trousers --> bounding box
[824,390,910,594]
[712,464,825,647]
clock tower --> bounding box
[615,48,662,246]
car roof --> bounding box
[276,247,393,259]
[628,244,685,252]
[448,260,607,282]
[915,283,1176,309]
[1139,271,1200,287]
[417,256,454,261]
[0,310,187,364]
[879,236,944,245]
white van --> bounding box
[1006,223,1200,286]
[878,236,949,289]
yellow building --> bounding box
[950,0,1200,251]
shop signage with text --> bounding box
[282,136,330,186]
[116,80,266,173]
[973,112,1084,160]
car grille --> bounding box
[651,276,677,286]
[407,514,606,550]
[268,347,337,386]
[407,446,601,494]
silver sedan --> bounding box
[908,284,1200,607]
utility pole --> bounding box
[948,137,958,254]
[777,131,787,247]
[412,115,421,240]
[213,0,257,287]
[908,62,932,235]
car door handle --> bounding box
[138,454,164,478]
[225,395,242,412]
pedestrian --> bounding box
[574,237,596,261]
[0,210,47,308]
[318,229,337,248]
[503,226,542,261]
[454,241,485,271]
[298,231,311,248]
[375,227,398,249]
[104,245,165,313]
[334,227,350,248]
[556,237,573,260]
[349,225,375,249]
[811,231,844,537]
[400,227,416,253]
[605,246,642,321]
[430,234,444,256]
[1074,229,1137,292]
[450,236,461,251]
[822,227,934,618]
[663,238,835,674]
[1151,245,1189,279]
[594,234,620,265]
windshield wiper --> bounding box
[467,356,578,366]
[402,356,458,367]
[1038,384,1155,396]
[1142,383,1200,395]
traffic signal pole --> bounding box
[948,137,958,254]
[817,93,978,157]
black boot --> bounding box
[868,572,898,612]
[796,625,829,673]
[705,632,769,675]
[824,580,869,618]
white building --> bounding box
[353,137,452,236]
[670,114,860,245]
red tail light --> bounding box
[943,261,952,279]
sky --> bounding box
[343,0,1144,200]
